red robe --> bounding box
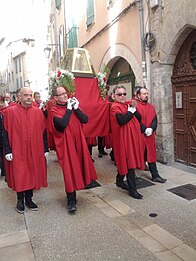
[110,101,144,175]
[8,101,16,107]
[3,104,48,192]
[136,101,157,162]
[49,105,97,193]
[32,101,39,108]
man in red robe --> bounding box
[32,91,42,108]
[3,87,48,214]
[49,86,97,213]
[136,87,166,183]
[110,85,144,199]
[4,92,15,107]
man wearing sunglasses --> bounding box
[110,85,144,199]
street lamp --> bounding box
[44,47,51,59]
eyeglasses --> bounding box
[115,93,127,97]
[56,92,67,97]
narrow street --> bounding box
[0,149,196,261]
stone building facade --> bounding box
[77,0,196,167]
[149,0,196,166]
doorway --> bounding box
[172,30,196,167]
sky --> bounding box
[0,0,50,44]
[0,0,51,97]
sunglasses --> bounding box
[115,93,127,97]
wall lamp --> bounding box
[44,47,52,59]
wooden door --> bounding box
[172,30,196,167]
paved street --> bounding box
[0,149,196,261]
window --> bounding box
[19,58,22,72]
[55,0,61,10]
[16,78,19,89]
[66,27,78,48]
[20,76,23,88]
[59,25,65,59]
[86,0,95,27]
[15,60,18,74]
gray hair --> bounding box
[112,85,126,94]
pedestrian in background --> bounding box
[33,91,42,108]
[0,95,6,177]
[136,87,167,183]
[3,87,48,214]
[4,92,15,107]
[110,85,144,199]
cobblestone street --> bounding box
[0,149,196,261]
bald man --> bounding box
[3,87,49,214]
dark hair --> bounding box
[33,91,40,98]
[112,85,126,94]
[51,86,58,96]
[0,95,5,102]
[134,85,142,93]
[136,86,147,95]
[16,88,21,94]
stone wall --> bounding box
[148,0,196,163]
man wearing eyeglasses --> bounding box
[110,85,144,199]
[49,86,97,213]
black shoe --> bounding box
[25,200,38,211]
[116,180,129,191]
[16,200,25,214]
[129,191,143,199]
[101,150,108,155]
[152,176,167,183]
[98,153,102,158]
[109,151,115,161]
[68,201,77,213]
[144,163,149,171]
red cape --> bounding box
[74,78,110,137]
[110,101,144,175]
[49,105,97,192]
[32,101,39,108]
[3,104,48,192]
[136,101,157,162]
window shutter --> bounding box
[67,27,78,48]
[55,0,61,10]
[86,0,95,26]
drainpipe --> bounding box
[138,0,147,87]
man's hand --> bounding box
[128,105,136,114]
[145,128,153,136]
[5,153,13,161]
[67,98,74,110]
[44,152,49,157]
[72,97,79,110]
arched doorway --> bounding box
[107,57,135,99]
[171,30,196,167]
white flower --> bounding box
[49,68,75,95]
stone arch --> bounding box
[99,43,143,85]
[159,0,196,64]
[153,18,196,164]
